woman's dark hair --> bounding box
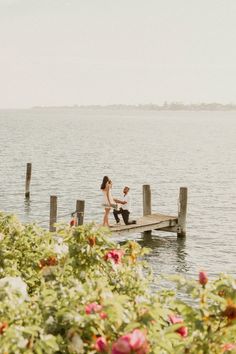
[101,176,109,190]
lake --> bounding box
[0,108,236,280]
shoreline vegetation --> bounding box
[30,102,236,111]
[1,211,236,353]
[1,103,236,112]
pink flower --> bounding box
[104,250,124,264]
[222,343,236,352]
[112,336,132,354]
[169,315,183,324]
[112,330,148,354]
[169,314,188,338]
[129,329,146,350]
[85,302,102,314]
[95,337,108,352]
[199,271,208,286]
[99,311,108,319]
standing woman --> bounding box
[101,176,122,227]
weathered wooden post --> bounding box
[76,200,85,225]
[177,187,188,237]
[143,184,151,216]
[142,185,152,237]
[49,195,57,232]
[25,163,32,198]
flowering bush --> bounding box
[0,211,236,353]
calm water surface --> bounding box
[0,109,236,280]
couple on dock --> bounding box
[101,176,136,227]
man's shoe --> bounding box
[116,221,121,225]
[127,220,137,225]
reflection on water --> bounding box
[119,231,188,276]
[24,198,31,215]
[138,232,188,275]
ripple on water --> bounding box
[0,109,236,279]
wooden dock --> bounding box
[48,184,187,238]
[110,184,187,238]
[110,213,178,236]
[110,184,187,237]
[24,163,187,238]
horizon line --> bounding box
[1,102,236,110]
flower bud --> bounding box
[199,271,208,286]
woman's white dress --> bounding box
[102,188,115,208]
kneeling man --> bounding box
[113,186,136,225]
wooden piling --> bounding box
[142,185,152,237]
[143,185,151,216]
[76,200,85,225]
[177,187,188,237]
[25,163,32,198]
[49,195,57,232]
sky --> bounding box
[0,0,236,108]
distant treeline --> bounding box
[32,102,236,111]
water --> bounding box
[1,108,236,280]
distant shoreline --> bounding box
[1,103,236,111]
[31,103,236,111]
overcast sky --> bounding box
[0,0,236,108]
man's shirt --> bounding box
[121,194,131,211]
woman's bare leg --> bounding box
[103,208,111,226]
[102,211,106,226]
[106,208,110,226]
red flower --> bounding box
[199,271,208,286]
[177,326,188,337]
[39,256,58,268]
[85,302,102,315]
[95,337,108,352]
[104,250,124,264]
[169,314,188,338]
[70,219,76,227]
[99,312,108,319]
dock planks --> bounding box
[110,213,178,236]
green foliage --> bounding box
[0,211,236,353]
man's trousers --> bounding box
[113,208,130,225]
